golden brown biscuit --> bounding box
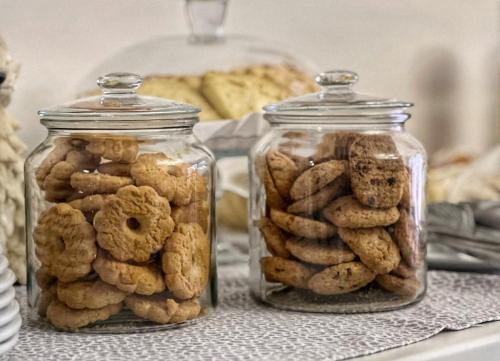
[258,217,290,258]
[93,250,165,295]
[287,176,348,215]
[125,293,177,324]
[138,75,221,121]
[285,237,355,266]
[308,262,375,295]
[46,300,122,331]
[255,154,287,210]
[70,172,133,194]
[125,294,201,324]
[338,227,400,274]
[376,274,421,297]
[261,256,315,289]
[270,209,337,240]
[130,153,193,206]
[34,204,96,282]
[169,299,202,324]
[97,162,131,177]
[68,194,109,213]
[42,150,100,202]
[266,149,300,199]
[35,138,74,188]
[57,280,129,309]
[94,185,174,262]
[162,223,210,300]
[73,134,138,163]
[289,160,347,200]
[172,201,210,234]
[201,72,282,119]
[393,208,419,267]
[349,134,405,208]
[323,195,400,228]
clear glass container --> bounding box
[25,73,216,332]
[249,70,427,313]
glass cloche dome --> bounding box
[78,0,319,122]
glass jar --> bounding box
[25,73,216,332]
[249,70,427,313]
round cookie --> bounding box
[125,293,179,324]
[376,274,421,297]
[285,237,355,266]
[270,209,337,240]
[57,280,129,309]
[349,134,405,209]
[94,185,175,262]
[393,208,419,267]
[255,154,286,210]
[93,250,165,295]
[46,299,122,331]
[308,261,375,295]
[258,217,290,258]
[34,204,96,282]
[289,160,347,200]
[73,134,138,163]
[323,195,400,228]
[162,223,210,300]
[172,201,209,234]
[130,153,193,206]
[97,162,131,177]
[266,149,300,199]
[261,256,315,289]
[70,172,133,194]
[287,176,348,215]
[338,227,400,275]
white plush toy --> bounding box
[0,36,26,284]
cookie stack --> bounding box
[32,133,211,330]
[257,132,422,300]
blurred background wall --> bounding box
[0,0,497,155]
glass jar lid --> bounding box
[263,70,413,123]
[39,73,200,129]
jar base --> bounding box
[256,285,426,313]
[32,307,212,334]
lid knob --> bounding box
[315,70,359,87]
[97,72,143,95]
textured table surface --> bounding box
[3,266,500,361]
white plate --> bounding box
[0,333,18,356]
[0,269,15,294]
[0,257,8,276]
[0,288,15,311]
[0,314,21,343]
[0,301,19,328]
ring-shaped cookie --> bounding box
[162,223,210,300]
[34,204,97,282]
[94,185,175,262]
